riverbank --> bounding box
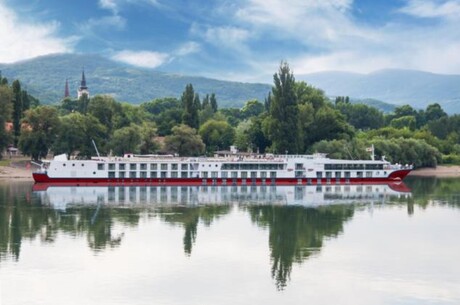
[408,166,460,177]
[0,159,35,181]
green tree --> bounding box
[425,103,447,123]
[210,93,218,113]
[53,113,108,157]
[18,106,60,160]
[12,80,22,145]
[266,62,300,153]
[199,119,235,153]
[164,124,205,156]
[139,122,160,154]
[390,115,416,130]
[182,84,199,129]
[0,85,13,157]
[241,100,265,119]
[109,125,142,156]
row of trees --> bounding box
[1,63,459,167]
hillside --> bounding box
[0,53,271,108]
[299,69,460,113]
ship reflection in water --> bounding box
[34,182,411,209]
[29,183,411,289]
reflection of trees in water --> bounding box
[405,177,460,209]
[246,205,354,290]
[157,205,232,255]
[0,184,141,261]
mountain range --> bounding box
[299,70,460,114]
[0,54,271,108]
[1,53,459,113]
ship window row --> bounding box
[221,163,284,170]
[107,171,278,179]
[324,164,383,170]
[107,163,192,171]
[315,171,374,178]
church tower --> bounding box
[77,69,89,99]
[64,78,70,98]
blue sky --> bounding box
[1,0,460,82]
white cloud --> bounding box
[99,0,119,13]
[112,50,170,68]
[399,0,460,19]
[191,23,251,52]
[0,2,74,63]
[82,15,126,31]
[200,0,460,81]
[175,41,201,56]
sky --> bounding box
[1,0,460,82]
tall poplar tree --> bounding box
[210,93,218,113]
[267,62,300,154]
[12,80,22,146]
[181,84,199,129]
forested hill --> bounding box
[299,70,460,114]
[0,53,271,107]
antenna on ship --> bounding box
[92,139,101,158]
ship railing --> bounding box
[384,164,413,170]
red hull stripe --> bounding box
[33,170,411,188]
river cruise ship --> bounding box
[33,149,412,186]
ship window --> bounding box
[211,171,218,178]
[326,172,332,178]
[98,163,105,170]
[231,171,238,178]
[221,171,228,178]
[172,164,178,170]
[150,172,157,178]
[81,164,84,167]
[140,171,147,178]
[161,164,168,170]
[119,163,126,170]
[335,172,341,178]
[150,163,157,170]
[108,171,115,178]
[366,171,372,178]
[316,171,322,178]
[119,171,125,178]
[345,171,350,178]
[270,171,277,178]
[357,171,363,178]
[109,163,115,170]
[63,163,66,167]
[241,171,248,178]
[181,172,188,178]
[181,164,188,170]
[130,164,136,170]
[171,172,178,178]
[140,163,147,170]
[129,171,136,178]
[161,171,167,178]
[295,163,303,170]
[72,164,75,167]
[201,171,208,178]
[261,171,267,178]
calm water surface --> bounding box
[1,178,459,305]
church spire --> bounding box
[80,69,87,89]
[64,78,70,98]
[77,68,89,99]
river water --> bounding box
[1,177,459,305]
